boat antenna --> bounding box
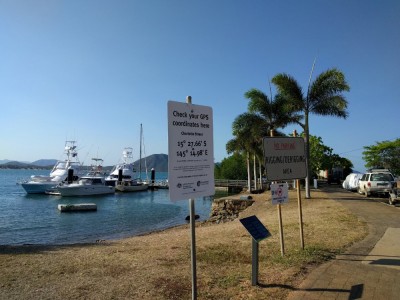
[139,124,142,179]
[142,125,149,181]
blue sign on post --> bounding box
[240,215,271,242]
[240,215,271,286]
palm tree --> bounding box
[244,88,302,136]
[227,113,263,191]
[272,68,350,198]
[229,88,302,190]
[226,135,251,189]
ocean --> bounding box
[0,169,217,245]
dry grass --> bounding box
[0,189,367,300]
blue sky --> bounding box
[1,0,399,172]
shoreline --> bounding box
[0,186,367,299]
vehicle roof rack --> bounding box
[368,168,391,173]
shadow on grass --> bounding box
[0,241,111,255]
[258,283,363,300]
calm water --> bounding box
[0,169,215,245]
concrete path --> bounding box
[287,185,400,300]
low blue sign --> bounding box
[240,215,271,242]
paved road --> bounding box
[287,184,400,300]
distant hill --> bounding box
[4,161,31,167]
[134,153,168,172]
[0,154,169,171]
[0,159,58,169]
[0,159,12,165]
[31,159,57,167]
[0,161,51,169]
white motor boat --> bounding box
[115,179,148,192]
[107,125,149,192]
[57,158,115,197]
[109,148,148,192]
[20,141,82,194]
[105,147,137,187]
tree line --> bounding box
[221,67,351,198]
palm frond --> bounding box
[271,73,304,110]
[244,89,270,114]
[308,68,350,118]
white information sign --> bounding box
[263,137,307,181]
[270,183,289,205]
[168,101,214,201]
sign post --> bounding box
[263,136,306,256]
[168,97,214,300]
[240,215,271,286]
[293,130,305,249]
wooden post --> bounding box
[278,202,285,256]
[293,130,305,249]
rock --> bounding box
[209,197,254,223]
[185,214,200,221]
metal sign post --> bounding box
[167,96,214,300]
[240,215,271,286]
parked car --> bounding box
[357,169,395,197]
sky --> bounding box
[1,0,399,172]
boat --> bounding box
[109,124,149,192]
[20,141,82,194]
[105,147,137,187]
[57,158,115,197]
[152,179,169,189]
[115,179,148,192]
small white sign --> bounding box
[270,183,289,205]
[167,100,214,201]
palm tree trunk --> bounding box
[247,151,251,192]
[253,153,257,190]
[258,156,263,190]
[305,112,311,198]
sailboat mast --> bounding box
[139,123,142,178]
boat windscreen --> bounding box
[56,162,66,169]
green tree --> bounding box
[329,155,353,177]
[272,68,350,198]
[307,134,353,178]
[228,88,302,191]
[214,162,222,179]
[244,88,302,137]
[363,139,400,175]
[308,135,334,177]
[216,153,247,180]
[244,89,302,186]
[227,113,262,191]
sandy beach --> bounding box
[0,187,367,299]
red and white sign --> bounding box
[270,183,289,205]
[263,137,307,181]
